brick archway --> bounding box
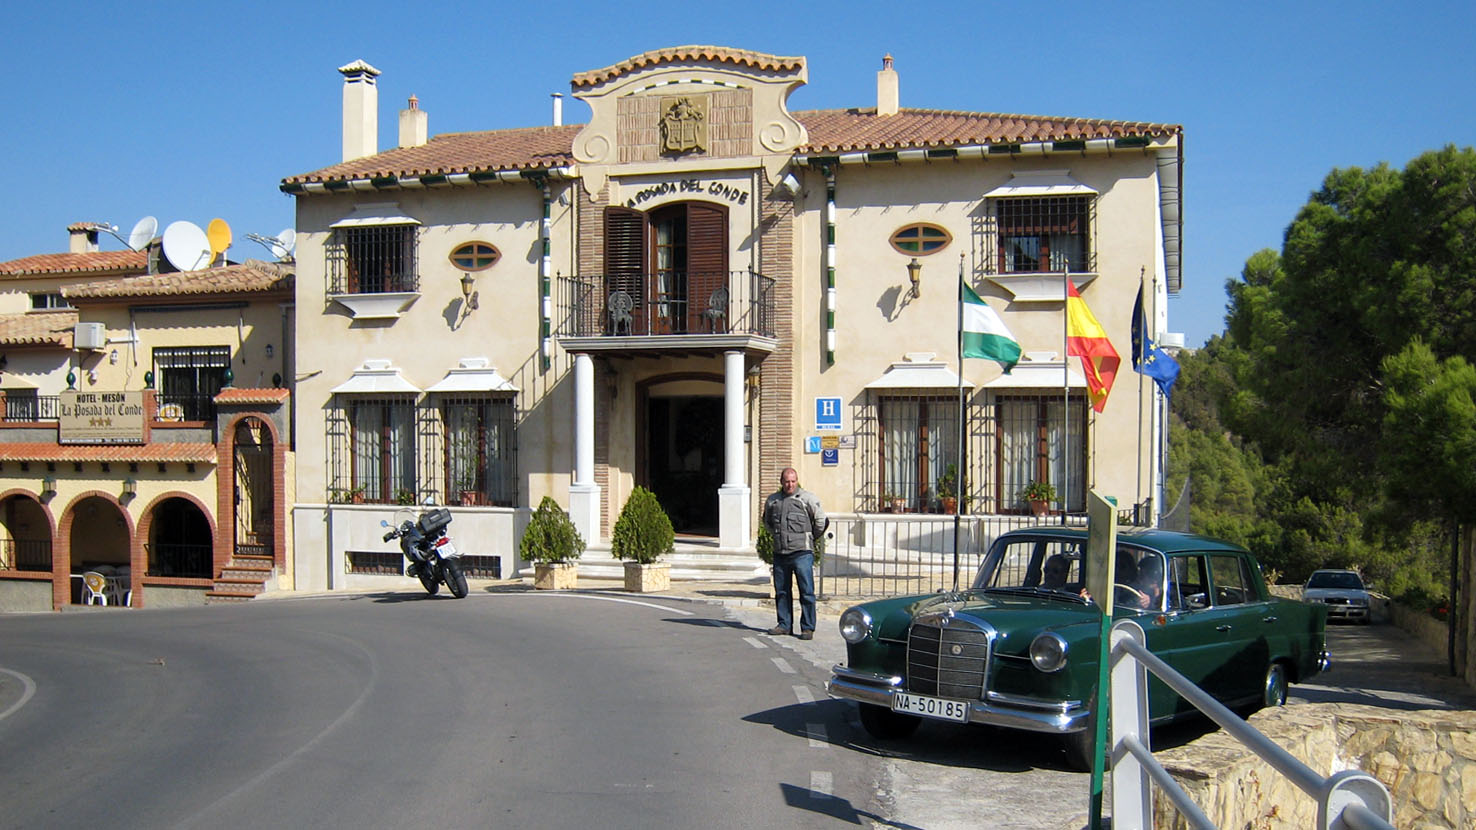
[217,413,286,574]
[53,491,133,609]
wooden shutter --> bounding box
[604,207,646,332]
[685,203,728,331]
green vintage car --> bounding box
[826,527,1330,770]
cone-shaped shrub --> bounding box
[519,496,585,564]
[611,486,675,565]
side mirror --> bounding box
[380,519,390,528]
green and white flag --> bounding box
[962,280,1021,373]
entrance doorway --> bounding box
[645,395,723,536]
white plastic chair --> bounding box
[81,571,109,606]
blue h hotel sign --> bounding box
[815,396,842,432]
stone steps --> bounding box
[527,540,768,583]
[206,554,277,603]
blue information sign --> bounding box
[805,436,822,454]
[815,397,842,431]
[821,448,839,466]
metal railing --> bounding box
[1,539,51,571]
[156,393,217,422]
[3,396,59,422]
[1109,619,1393,830]
[556,270,775,338]
[148,543,212,578]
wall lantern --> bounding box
[265,343,274,359]
[907,257,922,298]
[460,273,479,311]
[41,475,56,495]
[121,477,137,499]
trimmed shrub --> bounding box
[611,487,675,565]
[519,496,585,564]
[755,523,826,567]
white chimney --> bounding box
[551,93,563,126]
[877,53,899,117]
[398,94,428,148]
[339,59,381,162]
[68,223,99,253]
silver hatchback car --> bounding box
[1304,569,1372,624]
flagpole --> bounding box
[1137,269,1146,524]
[953,254,965,590]
[1062,265,1069,526]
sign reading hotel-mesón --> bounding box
[58,391,145,444]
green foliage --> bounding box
[519,496,585,564]
[394,488,417,506]
[610,486,674,564]
[1021,480,1057,502]
[755,523,826,567]
[328,485,365,504]
[936,464,957,499]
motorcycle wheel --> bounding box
[418,560,441,595]
[443,558,469,599]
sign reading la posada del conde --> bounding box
[58,391,145,444]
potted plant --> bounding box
[519,496,585,589]
[883,492,908,513]
[329,485,366,504]
[1022,480,1057,517]
[611,486,674,592]
[936,464,958,515]
[394,488,418,506]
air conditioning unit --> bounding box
[74,322,106,350]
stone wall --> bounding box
[1151,703,1476,829]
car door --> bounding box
[1142,552,1247,717]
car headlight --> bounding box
[1030,632,1069,673]
[839,607,873,644]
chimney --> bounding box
[398,94,428,148]
[339,59,381,162]
[876,53,899,117]
[68,223,99,254]
[551,93,563,126]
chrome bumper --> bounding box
[827,665,1091,734]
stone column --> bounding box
[718,350,750,549]
[569,352,601,544]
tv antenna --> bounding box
[90,216,159,251]
[246,228,296,261]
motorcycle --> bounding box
[381,506,469,599]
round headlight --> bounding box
[839,607,873,644]
[1029,632,1069,673]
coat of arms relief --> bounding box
[659,95,708,155]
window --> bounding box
[996,196,1091,273]
[350,397,417,503]
[878,396,960,512]
[1209,554,1253,606]
[154,346,230,421]
[442,396,516,506]
[889,223,952,256]
[1168,555,1210,610]
[449,242,500,272]
[4,390,39,421]
[30,293,71,310]
[996,394,1087,512]
[328,225,418,294]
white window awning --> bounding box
[425,357,518,393]
[329,201,421,228]
[330,359,421,394]
[864,352,974,390]
[984,170,1097,198]
[983,352,1086,389]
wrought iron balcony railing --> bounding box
[556,270,775,339]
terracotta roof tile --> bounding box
[62,261,293,301]
[282,126,579,185]
[0,250,148,278]
[0,311,78,348]
[0,443,217,463]
[214,388,291,404]
[571,46,805,88]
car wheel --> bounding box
[1260,661,1289,709]
[1063,727,1108,773]
[857,703,921,740]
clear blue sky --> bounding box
[4,0,1472,347]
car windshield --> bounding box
[1307,571,1364,590]
[972,536,1168,610]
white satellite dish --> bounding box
[162,221,212,272]
[127,216,158,251]
[275,228,296,258]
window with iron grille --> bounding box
[441,396,516,506]
[340,396,417,503]
[995,196,1093,274]
[327,225,419,294]
[877,396,961,512]
[995,394,1087,512]
[30,292,71,310]
[153,346,230,421]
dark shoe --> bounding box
[767,625,791,636]
[799,630,814,640]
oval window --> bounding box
[889,223,952,256]
[449,241,501,272]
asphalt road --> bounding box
[0,591,883,830]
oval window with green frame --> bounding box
[889,223,952,256]
[449,241,501,271]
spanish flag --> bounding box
[1065,281,1120,412]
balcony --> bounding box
[555,270,778,355]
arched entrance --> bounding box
[69,496,130,603]
[233,418,274,558]
[0,495,51,572]
[642,378,724,536]
[148,497,212,578]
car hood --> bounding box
[869,590,1102,654]
[1304,587,1367,601]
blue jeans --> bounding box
[772,551,816,633]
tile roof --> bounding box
[282,108,1179,187]
[214,388,291,404]
[0,442,217,463]
[62,261,293,301]
[0,250,148,278]
[0,311,78,348]
[571,46,805,88]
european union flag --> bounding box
[1132,280,1180,400]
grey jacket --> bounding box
[763,486,827,555]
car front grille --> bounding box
[1323,597,1350,605]
[905,618,992,700]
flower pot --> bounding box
[534,562,578,590]
[941,497,958,515]
[890,497,907,513]
[623,561,670,593]
[1029,498,1051,517]
[459,490,484,507]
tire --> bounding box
[857,703,921,740]
[1063,728,1100,773]
[443,558,469,599]
[1259,661,1289,710]
[418,561,441,595]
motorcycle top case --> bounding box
[416,508,453,537]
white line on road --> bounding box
[810,771,833,798]
[514,592,694,615]
[806,723,828,749]
[743,636,766,649]
[0,668,36,722]
[772,657,796,674]
[792,685,815,704]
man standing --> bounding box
[763,467,827,640]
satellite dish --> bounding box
[206,218,233,264]
[162,221,212,272]
[275,228,296,258]
[127,216,158,251]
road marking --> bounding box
[810,770,833,798]
[772,657,796,674]
[792,685,815,704]
[743,636,766,649]
[0,668,36,722]
[806,722,828,749]
[515,592,694,615]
